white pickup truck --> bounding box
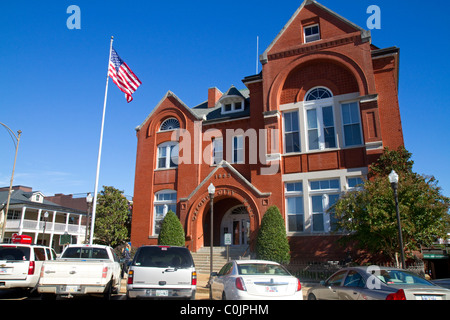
[38,244,122,299]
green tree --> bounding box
[333,147,450,262]
[93,186,130,247]
[158,211,185,247]
[255,206,291,264]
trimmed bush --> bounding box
[158,211,185,247]
[255,206,291,264]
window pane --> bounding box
[287,197,303,214]
[308,129,319,150]
[312,195,323,212]
[286,182,302,193]
[288,215,304,232]
[324,127,336,148]
[322,106,334,127]
[344,124,362,146]
[313,214,324,232]
[307,109,317,129]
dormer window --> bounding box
[159,118,180,132]
[304,24,320,43]
[221,99,244,114]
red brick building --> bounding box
[131,0,404,261]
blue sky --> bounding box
[1,0,449,199]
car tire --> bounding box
[308,293,317,300]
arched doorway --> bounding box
[220,205,250,246]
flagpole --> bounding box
[90,36,114,245]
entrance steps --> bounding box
[192,246,252,274]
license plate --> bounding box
[416,295,442,300]
[0,268,10,274]
[265,286,278,293]
[156,290,169,297]
[65,286,79,293]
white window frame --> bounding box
[309,179,340,233]
[283,111,301,153]
[157,142,179,169]
[221,98,244,115]
[341,101,363,147]
[153,190,177,235]
[232,135,244,164]
[285,182,304,232]
[304,87,337,151]
[304,24,321,43]
[212,137,223,164]
[159,117,180,132]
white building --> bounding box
[0,186,87,253]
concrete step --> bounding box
[192,246,251,273]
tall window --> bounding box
[341,102,363,146]
[310,179,340,232]
[212,137,223,164]
[232,136,244,164]
[284,111,301,153]
[157,142,178,169]
[305,87,336,151]
[285,182,304,232]
[153,190,177,235]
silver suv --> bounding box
[126,245,196,299]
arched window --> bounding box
[159,118,180,131]
[153,190,177,235]
[305,87,333,101]
[304,87,336,151]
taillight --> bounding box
[127,270,134,285]
[235,277,246,291]
[191,272,197,286]
[28,261,35,275]
[386,289,406,300]
[102,266,108,278]
[296,279,302,292]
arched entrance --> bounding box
[187,185,261,252]
[219,205,250,246]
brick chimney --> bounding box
[208,87,222,108]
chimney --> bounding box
[208,87,222,108]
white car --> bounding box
[0,236,56,293]
[210,259,303,300]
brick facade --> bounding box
[131,0,404,261]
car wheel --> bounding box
[308,293,317,300]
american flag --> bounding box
[108,47,142,103]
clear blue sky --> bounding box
[1,0,449,199]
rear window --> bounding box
[133,246,194,269]
[0,246,31,261]
[62,247,109,259]
[237,263,291,276]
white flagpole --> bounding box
[90,36,114,244]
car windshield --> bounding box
[62,247,109,259]
[237,263,290,276]
[133,246,194,268]
[0,246,31,261]
[374,269,433,286]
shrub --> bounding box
[158,211,185,247]
[255,206,291,264]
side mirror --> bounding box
[210,272,218,277]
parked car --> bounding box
[38,244,122,300]
[126,245,197,299]
[432,279,450,290]
[0,235,56,293]
[210,259,303,300]
[307,266,450,300]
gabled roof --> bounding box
[260,0,371,63]
[135,91,203,132]
[179,160,271,202]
